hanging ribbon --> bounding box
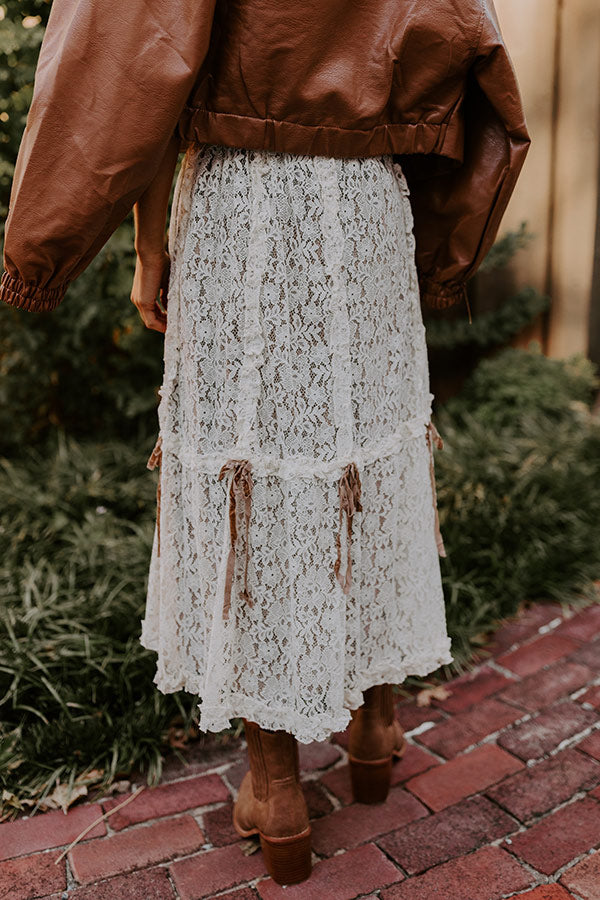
[218,458,254,621]
[425,421,447,558]
[334,461,363,594]
[147,435,163,556]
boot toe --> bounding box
[232,770,259,837]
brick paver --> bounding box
[431,665,515,713]
[498,661,593,711]
[207,889,258,900]
[320,744,438,806]
[301,781,334,819]
[415,697,523,757]
[59,866,176,899]
[496,633,581,677]
[0,803,106,861]
[497,700,598,760]
[101,773,229,830]
[393,703,445,733]
[581,732,600,761]
[0,851,67,900]
[298,741,342,771]
[484,603,564,655]
[69,816,204,884]
[486,747,600,821]
[6,598,600,900]
[377,794,516,874]
[554,604,600,642]
[560,850,600,900]
[170,843,267,899]
[257,843,403,899]
[380,846,533,900]
[569,639,600,669]
[310,786,428,856]
[515,887,574,900]
[405,743,524,811]
[577,685,600,709]
[202,800,239,847]
[506,796,600,875]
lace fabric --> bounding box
[139,144,453,744]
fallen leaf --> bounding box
[40,783,88,814]
[104,780,131,795]
[239,838,260,856]
[470,632,491,646]
[416,685,452,707]
[76,769,105,785]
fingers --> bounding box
[159,256,171,311]
[142,305,167,332]
[130,251,171,333]
[131,295,167,333]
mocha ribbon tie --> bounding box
[425,421,447,558]
[334,461,363,595]
[218,458,254,621]
[147,435,163,556]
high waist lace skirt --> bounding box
[139,143,453,744]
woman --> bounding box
[1,0,530,886]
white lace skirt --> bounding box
[139,143,453,744]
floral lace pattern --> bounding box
[139,144,453,743]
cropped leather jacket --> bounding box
[0,0,531,315]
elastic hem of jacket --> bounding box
[419,277,468,311]
[0,270,67,312]
[178,106,465,161]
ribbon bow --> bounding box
[425,421,447,558]
[218,458,254,621]
[147,435,163,556]
[334,462,363,595]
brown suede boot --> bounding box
[232,720,312,885]
[348,683,407,804]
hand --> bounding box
[130,249,171,333]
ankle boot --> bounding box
[348,683,407,804]
[232,719,312,885]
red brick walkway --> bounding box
[3,600,600,900]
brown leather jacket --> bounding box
[0,0,530,315]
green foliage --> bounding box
[423,222,547,353]
[0,1,50,228]
[0,225,164,454]
[425,287,551,351]
[443,341,599,428]
[0,434,202,816]
[476,221,534,273]
[436,344,600,659]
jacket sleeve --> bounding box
[0,0,217,313]
[398,0,531,311]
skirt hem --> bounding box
[139,624,453,744]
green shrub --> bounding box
[443,341,599,428]
[436,343,600,661]
[0,226,164,455]
[0,434,200,816]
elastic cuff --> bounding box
[0,270,68,312]
[419,277,468,311]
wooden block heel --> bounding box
[259,826,312,885]
[348,754,393,804]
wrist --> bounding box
[135,243,168,264]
